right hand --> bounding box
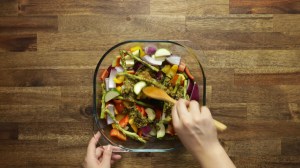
[171,99,220,156]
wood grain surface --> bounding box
[0,0,300,167]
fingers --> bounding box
[189,100,200,119]
[95,147,104,158]
[111,153,122,160]
[172,105,180,128]
[176,99,191,122]
[101,145,113,167]
[200,106,212,119]
[87,131,101,158]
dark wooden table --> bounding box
[0,0,300,167]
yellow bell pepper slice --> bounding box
[130,46,145,57]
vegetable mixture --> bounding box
[99,44,200,143]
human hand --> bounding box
[83,131,122,168]
[171,99,219,156]
[172,99,236,168]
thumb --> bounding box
[101,145,112,167]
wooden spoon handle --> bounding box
[169,98,227,131]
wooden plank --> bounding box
[211,85,249,103]
[0,123,18,140]
[0,87,61,105]
[38,33,185,51]
[61,86,92,105]
[18,122,91,140]
[150,0,187,15]
[247,103,292,120]
[151,151,199,168]
[58,15,185,34]
[288,103,300,121]
[274,15,300,32]
[0,16,58,33]
[18,0,150,15]
[187,0,229,16]
[209,103,247,119]
[0,0,18,16]
[0,105,59,122]
[187,15,273,32]
[224,139,281,156]
[0,34,36,52]
[0,51,100,69]
[247,85,300,103]
[282,138,300,155]
[205,68,234,85]
[219,120,300,140]
[232,156,300,168]
[203,50,300,68]
[229,0,300,14]
[187,32,300,50]
[0,69,94,87]
[234,68,300,85]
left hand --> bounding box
[83,131,122,168]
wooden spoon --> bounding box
[142,86,227,131]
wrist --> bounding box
[193,141,224,164]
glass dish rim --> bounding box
[92,40,206,152]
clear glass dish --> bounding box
[93,40,206,152]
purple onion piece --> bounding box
[144,45,157,55]
[190,83,200,101]
[141,125,152,136]
[187,80,194,95]
[133,62,144,72]
[156,71,164,81]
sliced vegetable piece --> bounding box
[149,126,157,136]
[112,56,121,67]
[131,46,145,57]
[142,55,163,66]
[105,78,110,91]
[140,125,152,136]
[166,123,175,136]
[187,79,194,95]
[178,61,186,72]
[154,48,171,57]
[119,114,129,128]
[136,105,146,117]
[166,65,178,78]
[125,59,135,67]
[113,100,125,113]
[106,104,115,125]
[100,69,109,81]
[166,55,181,65]
[145,108,155,121]
[133,62,144,72]
[161,64,171,74]
[105,90,120,102]
[185,67,194,80]
[190,83,200,101]
[152,55,166,62]
[129,118,138,133]
[144,45,157,55]
[115,66,124,73]
[110,128,127,141]
[155,108,162,120]
[113,75,125,84]
[115,114,126,121]
[108,68,117,89]
[134,81,147,95]
[156,122,166,138]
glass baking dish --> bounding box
[93,40,206,152]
